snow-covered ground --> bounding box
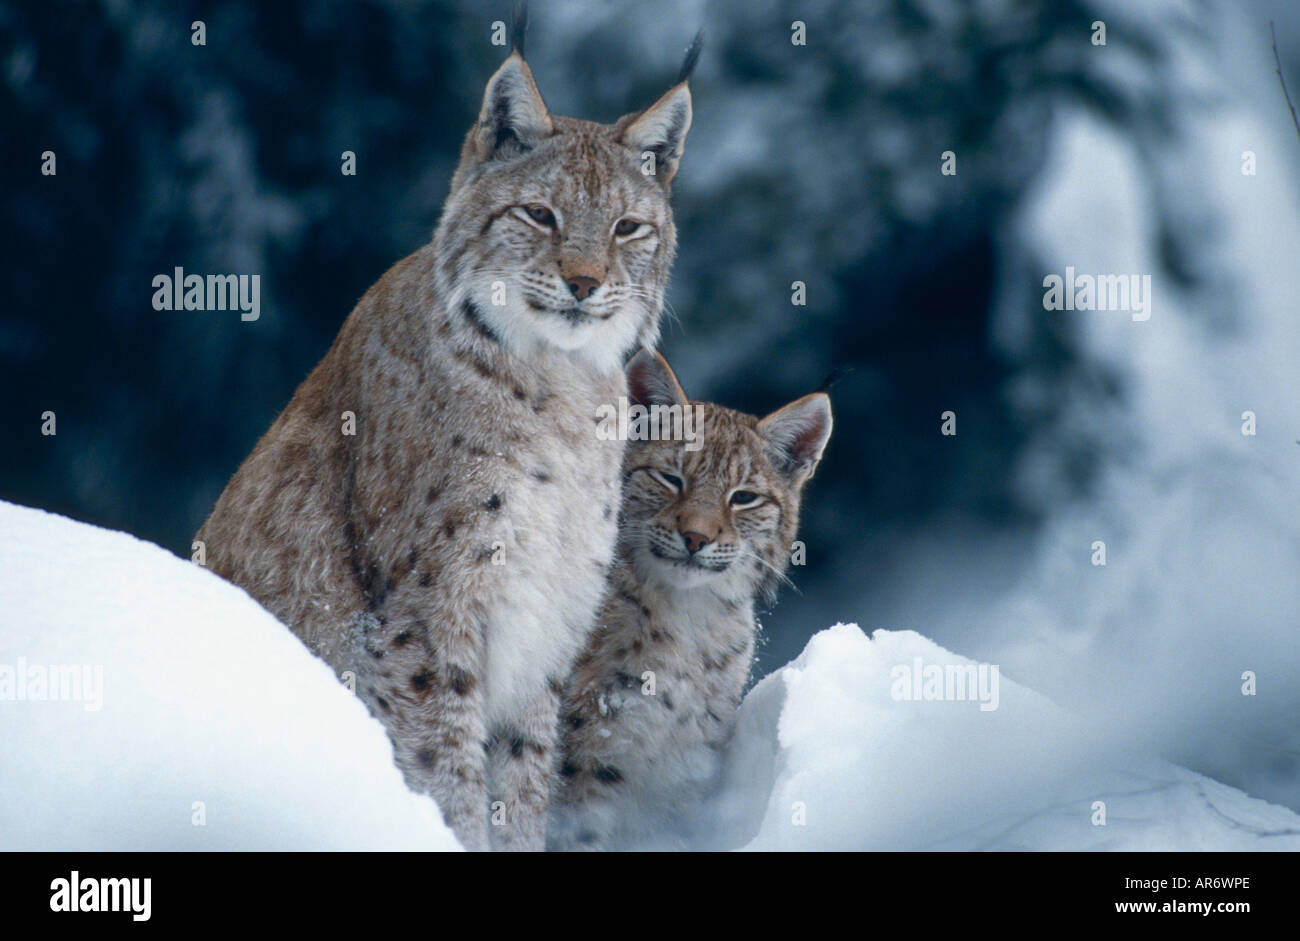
[706,626,1300,851]
[3,499,1297,851]
[0,500,460,851]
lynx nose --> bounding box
[681,531,712,554]
[565,275,601,301]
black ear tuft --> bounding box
[817,365,852,394]
[677,29,704,85]
[472,31,552,163]
[510,1,529,59]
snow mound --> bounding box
[0,500,461,850]
[708,624,1300,851]
[4,501,1296,851]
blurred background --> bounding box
[3,0,1299,816]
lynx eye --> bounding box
[613,218,646,238]
[523,204,556,227]
[730,490,763,508]
[652,470,683,492]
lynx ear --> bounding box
[626,348,689,409]
[471,9,552,164]
[757,393,833,478]
[617,31,701,186]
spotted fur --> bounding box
[549,351,832,851]
[196,22,696,852]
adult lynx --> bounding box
[549,352,832,851]
[196,10,698,851]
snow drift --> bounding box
[2,500,1297,851]
[705,625,1300,851]
[0,500,460,851]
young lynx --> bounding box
[548,351,832,851]
[196,10,699,851]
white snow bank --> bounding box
[4,501,1296,851]
[0,500,461,851]
[706,624,1300,851]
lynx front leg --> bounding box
[353,607,493,853]
[486,680,564,852]
[547,770,621,852]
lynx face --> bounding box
[618,352,833,602]
[433,46,694,371]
